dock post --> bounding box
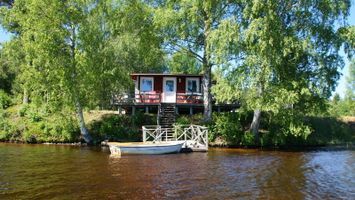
[132,106,136,116]
[117,107,121,114]
[143,127,146,142]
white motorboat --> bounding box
[108,141,185,155]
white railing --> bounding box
[142,125,175,142]
[142,124,209,151]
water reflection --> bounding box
[0,144,354,199]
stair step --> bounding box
[158,103,176,128]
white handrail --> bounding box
[142,124,208,150]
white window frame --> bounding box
[185,77,200,94]
[140,77,154,93]
[134,79,139,95]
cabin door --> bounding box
[162,77,176,103]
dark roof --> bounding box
[131,73,203,77]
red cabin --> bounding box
[113,73,238,115]
[132,73,203,104]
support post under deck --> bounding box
[132,106,136,116]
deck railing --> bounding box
[135,93,161,103]
[113,92,204,105]
[142,124,209,151]
[176,93,203,104]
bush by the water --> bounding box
[175,112,255,146]
[0,104,80,143]
[0,90,11,109]
[1,101,353,147]
[0,104,157,144]
[305,116,354,145]
[88,111,156,143]
[175,111,354,147]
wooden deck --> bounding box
[112,93,240,115]
[142,125,209,152]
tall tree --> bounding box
[1,0,164,143]
[214,0,351,141]
[343,60,355,115]
[345,60,355,101]
[153,0,240,122]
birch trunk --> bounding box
[23,88,29,104]
[202,9,212,122]
[75,98,92,144]
[69,24,92,144]
[250,109,261,143]
[203,68,212,122]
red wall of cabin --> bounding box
[177,76,185,93]
[153,76,162,93]
[132,75,203,94]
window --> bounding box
[165,80,175,92]
[186,78,200,93]
[140,77,154,92]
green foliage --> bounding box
[175,113,204,126]
[18,104,28,117]
[0,107,12,141]
[88,112,156,142]
[176,113,249,146]
[213,113,244,145]
[175,115,191,125]
[0,90,11,109]
[306,117,354,145]
[0,104,80,143]
[329,97,355,116]
[241,131,255,146]
[212,0,351,141]
[329,59,355,117]
[167,52,202,74]
[0,1,353,147]
[345,59,355,101]
[1,0,166,143]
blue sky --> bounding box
[0,4,354,98]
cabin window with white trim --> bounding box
[186,78,200,93]
[140,77,154,92]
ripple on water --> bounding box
[0,144,354,199]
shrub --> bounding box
[305,116,354,145]
[175,115,190,125]
[212,113,243,145]
[88,112,156,143]
[0,90,11,109]
[0,108,11,141]
[18,104,29,117]
[241,131,255,146]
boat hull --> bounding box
[108,141,184,155]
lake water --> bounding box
[0,143,354,199]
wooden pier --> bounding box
[142,125,208,152]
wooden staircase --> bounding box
[158,103,176,140]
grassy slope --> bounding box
[1,105,354,146]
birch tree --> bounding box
[153,0,240,122]
[1,0,164,143]
[214,0,351,142]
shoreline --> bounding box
[1,141,354,151]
